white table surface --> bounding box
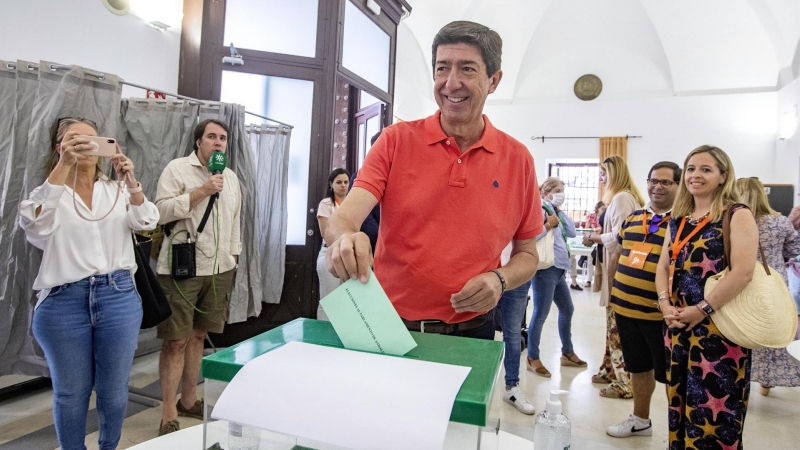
[127,422,628,450]
[127,422,537,450]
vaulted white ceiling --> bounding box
[396,0,800,105]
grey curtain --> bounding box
[0,67,291,374]
[117,98,200,200]
[0,61,41,375]
[0,61,45,376]
[0,61,122,376]
[0,61,22,373]
[198,103,263,322]
[0,61,16,202]
[247,123,291,306]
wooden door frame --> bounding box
[180,0,407,344]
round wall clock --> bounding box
[101,0,130,16]
[574,74,602,101]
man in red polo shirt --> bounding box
[325,21,542,341]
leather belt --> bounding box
[402,313,490,334]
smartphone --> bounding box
[76,135,117,157]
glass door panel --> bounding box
[342,0,390,92]
[224,0,318,57]
[220,71,314,245]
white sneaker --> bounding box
[503,386,535,415]
[606,414,652,437]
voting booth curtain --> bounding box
[246,123,291,309]
[0,61,290,376]
[0,61,122,376]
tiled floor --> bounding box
[1,286,799,449]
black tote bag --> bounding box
[133,233,172,329]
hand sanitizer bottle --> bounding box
[533,390,571,450]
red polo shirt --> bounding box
[353,111,543,323]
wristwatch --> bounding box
[697,300,715,316]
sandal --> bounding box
[592,374,611,384]
[526,357,551,378]
[599,387,631,399]
[159,420,180,436]
[560,353,588,367]
[176,399,204,420]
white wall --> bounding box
[394,86,778,194]
[489,93,778,187]
[776,75,800,202]
[0,0,181,97]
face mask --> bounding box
[550,192,565,207]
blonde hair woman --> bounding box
[19,117,158,450]
[583,155,644,398]
[655,146,758,448]
[735,177,800,397]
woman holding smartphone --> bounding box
[19,117,158,450]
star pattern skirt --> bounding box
[665,317,751,450]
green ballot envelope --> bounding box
[320,269,417,356]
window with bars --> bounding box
[547,163,600,227]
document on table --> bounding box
[211,341,471,450]
[320,269,417,356]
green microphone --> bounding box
[208,151,226,200]
[208,151,227,176]
[198,151,226,234]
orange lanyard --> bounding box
[641,211,651,240]
[670,216,711,264]
[641,210,667,240]
[334,197,342,207]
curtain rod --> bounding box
[44,64,293,129]
[531,135,642,142]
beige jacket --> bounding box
[154,152,242,276]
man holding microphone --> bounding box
[154,119,242,436]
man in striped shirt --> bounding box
[605,161,680,438]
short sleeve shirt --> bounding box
[317,197,336,219]
[317,197,337,245]
[609,207,670,320]
[353,111,543,323]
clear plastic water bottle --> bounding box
[533,390,571,450]
[228,422,260,450]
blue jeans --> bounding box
[33,270,142,450]
[495,280,531,387]
[527,266,575,360]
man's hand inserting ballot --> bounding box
[327,231,373,284]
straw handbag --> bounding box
[704,209,798,349]
[537,229,555,270]
[537,203,557,270]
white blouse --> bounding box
[19,178,160,307]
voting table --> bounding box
[200,318,505,449]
